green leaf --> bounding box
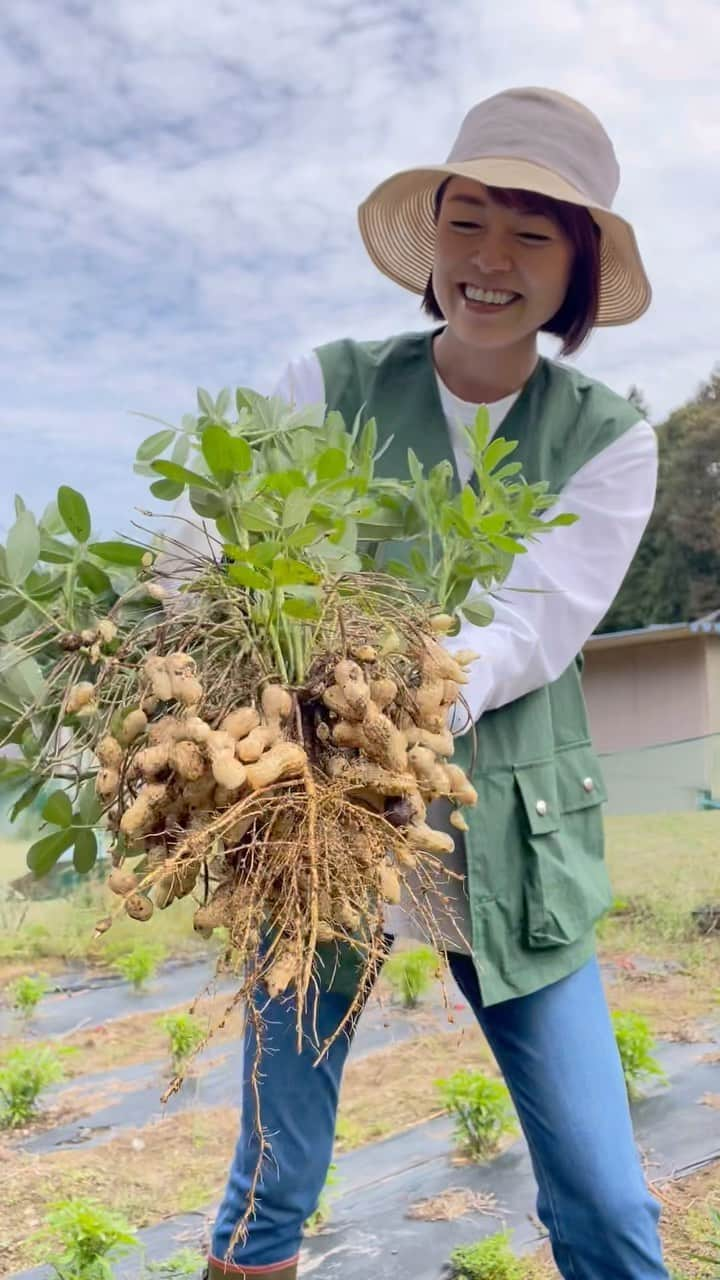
[409,550,427,575]
[151,461,217,491]
[0,595,26,626]
[316,447,347,482]
[216,387,231,419]
[493,462,523,481]
[73,828,98,873]
[188,489,226,519]
[0,759,31,788]
[545,512,579,528]
[239,501,276,533]
[171,434,191,467]
[462,600,495,627]
[197,387,215,418]
[460,486,477,523]
[272,557,321,586]
[89,541,146,567]
[470,406,491,451]
[9,777,44,821]
[26,828,75,877]
[478,513,507,535]
[261,469,307,498]
[286,524,325,549]
[490,534,528,555]
[57,486,91,543]
[201,425,236,479]
[440,508,473,539]
[358,417,378,461]
[77,560,113,594]
[407,449,424,486]
[231,437,252,472]
[14,494,26,517]
[24,570,65,602]
[1,646,45,704]
[136,428,175,462]
[38,536,75,564]
[282,489,312,529]
[227,563,271,589]
[39,500,65,536]
[150,479,185,501]
[246,540,281,567]
[282,597,321,620]
[6,509,40,585]
[77,779,102,826]
[42,790,74,827]
[215,515,235,542]
[482,437,518,474]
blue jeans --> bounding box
[212,954,668,1278]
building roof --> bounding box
[587,612,720,651]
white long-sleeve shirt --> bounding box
[273,350,658,728]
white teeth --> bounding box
[463,285,517,305]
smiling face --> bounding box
[431,178,575,353]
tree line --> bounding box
[601,366,720,633]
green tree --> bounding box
[602,366,720,632]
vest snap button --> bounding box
[583,777,594,793]
[535,799,548,816]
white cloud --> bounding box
[1,0,718,536]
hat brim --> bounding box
[357,158,651,327]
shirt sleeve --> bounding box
[446,420,658,730]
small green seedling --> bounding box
[0,1044,69,1128]
[159,1011,206,1072]
[449,1230,523,1279]
[113,942,165,991]
[9,973,48,1019]
[383,945,440,1008]
[435,1069,517,1159]
[31,1196,137,1278]
[611,1010,668,1100]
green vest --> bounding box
[315,327,643,1005]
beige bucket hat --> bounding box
[358,86,651,326]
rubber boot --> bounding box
[203,1257,298,1279]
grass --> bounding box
[596,812,720,1036]
[604,813,720,902]
[0,837,217,984]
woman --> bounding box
[205,87,667,1279]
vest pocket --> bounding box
[514,747,611,950]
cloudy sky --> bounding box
[1,0,718,539]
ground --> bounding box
[0,813,719,1275]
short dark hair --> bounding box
[422,177,601,357]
